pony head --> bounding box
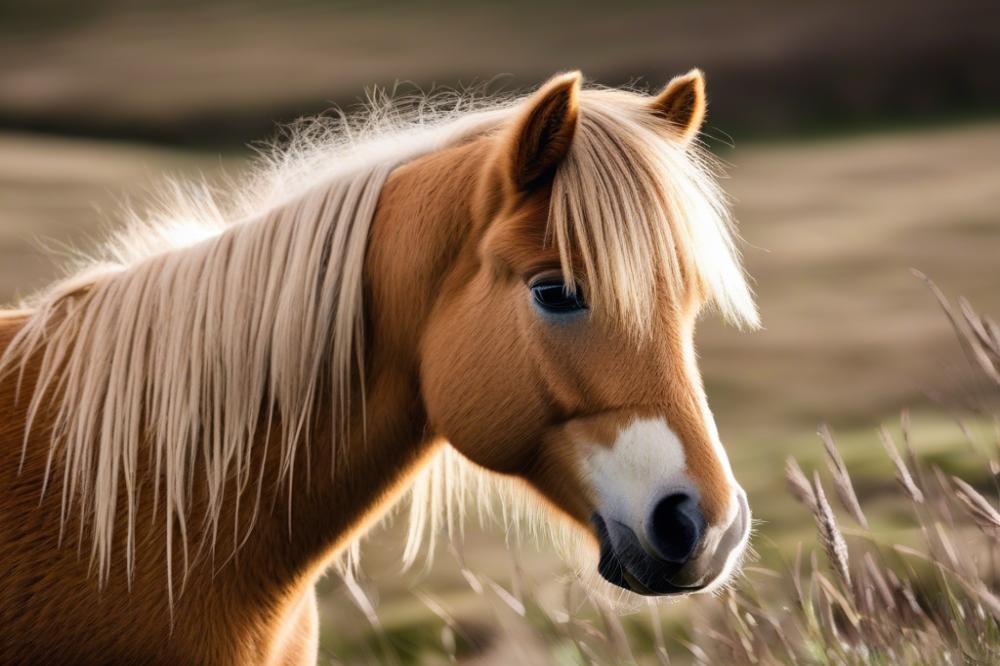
[418,71,758,595]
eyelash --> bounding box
[529,277,587,314]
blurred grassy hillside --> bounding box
[1,0,998,145]
[1,2,999,663]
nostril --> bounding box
[648,492,705,564]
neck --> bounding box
[0,132,494,661]
[199,134,494,615]
[268,132,490,566]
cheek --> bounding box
[517,428,599,528]
[524,298,687,409]
[419,284,549,472]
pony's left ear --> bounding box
[649,69,707,143]
[505,71,582,192]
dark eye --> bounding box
[530,277,587,314]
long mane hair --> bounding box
[0,85,757,592]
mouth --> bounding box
[592,514,699,595]
[591,509,748,596]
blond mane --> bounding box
[0,84,757,592]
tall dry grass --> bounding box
[688,278,1000,665]
[329,280,1000,665]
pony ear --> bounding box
[649,69,707,143]
[506,71,581,191]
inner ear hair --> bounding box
[509,71,582,191]
[650,69,707,143]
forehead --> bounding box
[484,188,561,278]
[483,185,707,321]
[479,89,756,334]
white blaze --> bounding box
[582,416,743,558]
[584,418,686,545]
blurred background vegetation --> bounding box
[1,1,998,663]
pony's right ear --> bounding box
[505,71,581,192]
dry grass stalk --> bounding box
[931,521,961,571]
[813,571,861,632]
[885,567,926,621]
[762,614,798,665]
[879,425,925,503]
[812,576,842,648]
[810,471,852,589]
[485,578,525,617]
[863,552,896,612]
[678,637,712,664]
[588,593,634,663]
[916,270,1000,390]
[412,590,480,661]
[899,408,930,491]
[951,475,1000,536]
[960,297,1000,353]
[819,424,869,528]
[913,270,990,378]
[929,465,960,528]
[785,457,817,512]
[341,571,401,666]
[724,590,759,664]
[959,297,1000,384]
[971,582,1000,623]
[900,408,913,450]
[646,599,672,666]
[791,543,806,612]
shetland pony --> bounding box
[0,70,759,664]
